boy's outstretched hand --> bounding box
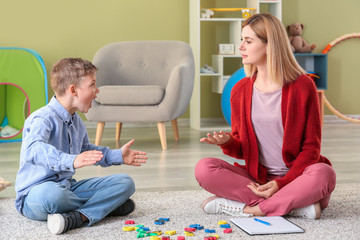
[74,150,103,169]
[121,139,147,166]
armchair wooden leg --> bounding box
[95,122,105,146]
[157,122,167,150]
[171,119,179,141]
[116,122,122,149]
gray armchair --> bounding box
[85,41,195,150]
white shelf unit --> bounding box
[212,54,243,93]
[189,0,282,129]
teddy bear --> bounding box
[287,22,316,53]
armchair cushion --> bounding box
[95,85,165,106]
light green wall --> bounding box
[282,0,360,115]
[0,0,190,119]
[1,0,359,119]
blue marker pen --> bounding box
[254,218,271,226]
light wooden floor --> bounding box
[1,119,360,198]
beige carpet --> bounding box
[0,183,359,240]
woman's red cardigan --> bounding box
[220,74,332,189]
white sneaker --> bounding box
[47,214,66,235]
[289,202,321,220]
[47,212,84,234]
[202,196,252,217]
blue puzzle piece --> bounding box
[220,224,231,228]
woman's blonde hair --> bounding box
[50,58,97,96]
[242,13,305,86]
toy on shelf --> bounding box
[200,64,218,74]
[321,32,360,124]
[306,72,319,79]
[209,8,256,18]
[0,124,20,138]
[200,8,214,19]
[287,23,316,53]
[306,71,320,86]
[217,43,235,55]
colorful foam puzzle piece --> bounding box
[217,220,227,225]
[146,233,158,237]
[154,220,164,225]
[205,229,216,233]
[190,224,204,230]
[137,232,145,238]
[125,220,135,224]
[137,226,149,234]
[150,230,162,236]
[184,227,196,232]
[184,231,194,236]
[210,234,219,239]
[220,223,230,228]
[165,230,177,236]
[159,218,170,221]
[123,226,135,231]
[139,227,150,231]
[189,224,200,228]
[224,228,233,233]
[177,237,185,240]
[204,237,217,240]
[150,236,161,240]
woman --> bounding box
[195,13,336,219]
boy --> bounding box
[15,58,147,235]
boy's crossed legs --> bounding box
[22,173,135,234]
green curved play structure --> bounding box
[0,47,48,143]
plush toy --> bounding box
[287,23,316,53]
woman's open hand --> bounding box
[200,131,230,145]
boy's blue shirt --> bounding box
[15,96,123,213]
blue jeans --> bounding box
[22,174,135,225]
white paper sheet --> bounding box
[230,216,304,235]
